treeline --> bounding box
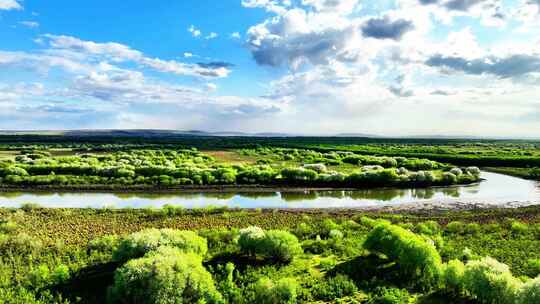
[0,149,481,189]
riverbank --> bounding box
[483,167,540,180]
[0,179,485,194]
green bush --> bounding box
[238,227,302,262]
[463,257,522,304]
[88,235,120,255]
[510,221,529,235]
[525,259,540,278]
[238,226,266,256]
[416,221,440,236]
[261,230,303,263]
[369,287,415,304]
[363,223,443,289]
[113,229,207,261]
[252,277,298,304]
[445,221,465,234]
[108,247,223,304]
[443,259,465,294]
[517,276,540,304]
[313,274,358,301]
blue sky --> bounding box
[0,0,540,136]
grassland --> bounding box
[1,205,540,303]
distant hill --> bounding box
[0,129,537,140]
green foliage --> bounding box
[238,227,302,262]
[238,226,266,256]
[0,146,481,189]
[525,259,540,278]
[462,257,522,304]
[517,276,540,304]
[113,229,207,261]
[312,274,358,301]
[445,221,465,234]
[368,287,415,304]
[443,259,465,294]
[252,277,298,304]
[510,221,529,235]
[363,223,443,289]
[108,247,223,304]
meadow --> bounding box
[1,206,540,303]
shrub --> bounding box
[238,226,266,256]
[463,257,522,304]
[302,163,327,173]
[464,223,481,235]
[364,223,443,289]
[113,229,207,261]
[445,221,465,234]
[416,221,440,236]
[450,168,463,176]
[108,247,222,304]
[517,276,540,304]
[441,172,458,184]
[443,259,465,294]
[261,230,303,262]
[510,221,529,235]
[238,227,302,262]
[466,166,481,177]
[88,235,119,255]
[0,232,43,256]
[313,274,358,301]
[252,277,298,304]
[329,229,344,240]
[369,287,415,304]
[525,259,540,278]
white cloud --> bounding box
[0,0,22,10]
[19,21,39,28]
[230,32,242,39]
[188,25,201,37]
[302,0,360,14]
[245,7,362,69]
[41,34,231,78]
[205,32,219,40]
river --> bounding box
[0,171,538,209]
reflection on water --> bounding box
[0,172,538,209]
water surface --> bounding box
[0,172,538,209]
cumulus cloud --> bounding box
[302,0,360,13]
[41,34,231,78]
[0,0,22,10]
[245,6,362,69]
[425,54,540,78]
[412,0,505,26]
[361,16,414,40]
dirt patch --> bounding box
[204,150,257,164]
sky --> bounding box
[0,0,540,137]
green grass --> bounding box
[0,206,539,303]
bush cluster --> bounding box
[108,247,223,304]
[238,226,303,262]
